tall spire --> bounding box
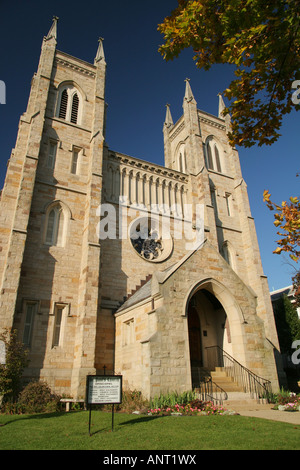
[45,16,58,42]
[164,103,173,128]
[94,37,105,64]
[184,78,195,103]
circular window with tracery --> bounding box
[129,217,173,263]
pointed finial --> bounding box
[184,78,195,102]
[218,93,226,119]
[94,37,105,64]
[164,103,173,128]
[45,16,58,42]
[218,93,231,128]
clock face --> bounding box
[129,217,173,263]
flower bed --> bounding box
[147,399,227,416]
[274,392,300,412]
[278,402,300,412]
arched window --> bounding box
[214,145,221,172]
[129,216,173,263]
[221,241,236,271]
[44,202,70,247]
[207,144,213,170]
[176,143,187,174]
[57,85,82,125]
[205,138,223,173]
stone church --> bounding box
[0,18,284,400]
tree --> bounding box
[158,0,300,148]
[292,271,300,307]
[273,295,300,354]
[0,329,29,403]
[273,294,300,354]
[263,190,300,262]
[263,187,300,306]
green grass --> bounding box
[0,410,299,450]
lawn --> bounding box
[0,410,299,451]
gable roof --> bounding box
[116,239,207,313]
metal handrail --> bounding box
[191,367,228,404]
[205,345,272,401]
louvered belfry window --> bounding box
[59,89,68,119]
[70,93,79,124]
[58,86,81,125]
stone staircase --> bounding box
[211,367,244,393]
[211,367,272,411]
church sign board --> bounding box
[86,375,122,405]
[86,375,122,435]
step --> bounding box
[212,383,244,393]
[226,392,253,400]
[210,367,245,393]
[211,374,244,392]
[223,392,272,411]
[223,401,273,412]
[211,375,235,383]
[211,370,228,378]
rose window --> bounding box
[129,217,173,263]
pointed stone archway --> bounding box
[187,301,203,369]
[185,278,247,386]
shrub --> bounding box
[276,390,300,406]
[117,390,149,413]
[17,381,61,414]
[0,329,29,403]
[271,389,300,410]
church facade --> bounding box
[0,19,284,400]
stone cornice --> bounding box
[107,151,188,183]
[54,52,96,78]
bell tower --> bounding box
[162,79,280,352]
[0,17,58,332]
[0,18,108,398]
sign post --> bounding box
[86,374,122,435]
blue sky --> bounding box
[0,0,299,291]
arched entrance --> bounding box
[185,278,249,389]
[187,288,231,386]
[187,302,203,369]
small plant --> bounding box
[276,390,300,405]
[150,390,197,410]
[203,401,226,415]
[114,389,149,413]
[272,389,300,411]
[284,402,299,412]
